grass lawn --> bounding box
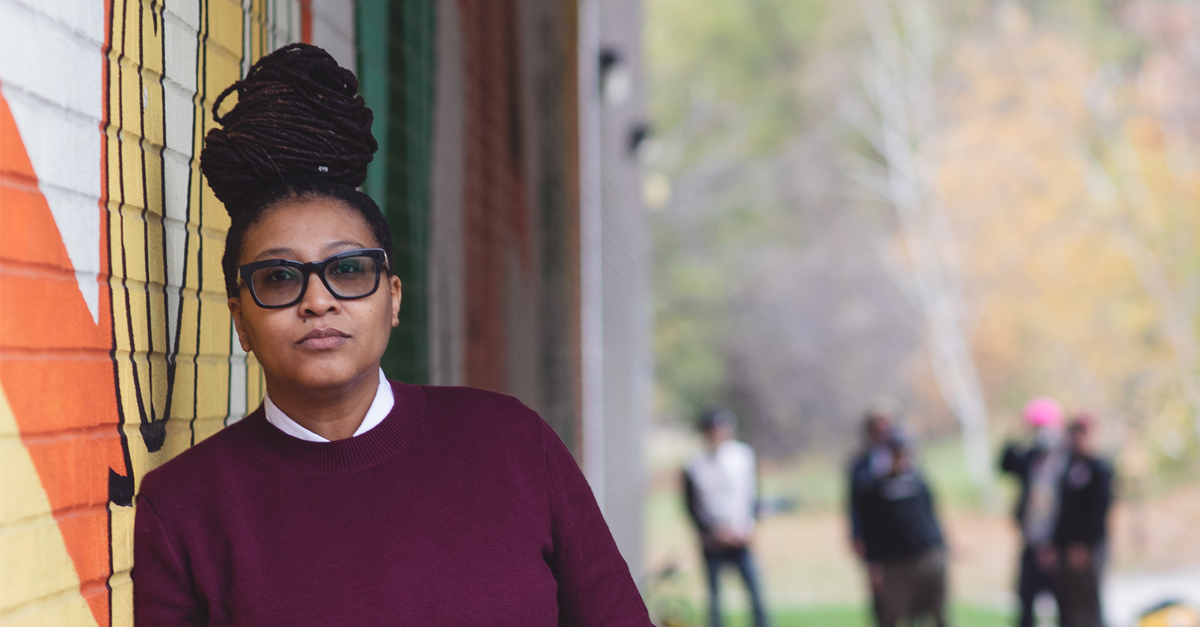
[649,602,1011,627]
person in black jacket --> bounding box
[848,410,894,622]
[850,410,895,557]
[1054,415,1113,627]
[1000,397,1068,627]
[856,434,948,627]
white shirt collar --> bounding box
[263,369,394,442]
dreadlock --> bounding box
[199,43,393,298]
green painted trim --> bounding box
[357,0,435,384]
[357,0,389,212]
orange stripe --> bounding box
[0,89,118,627]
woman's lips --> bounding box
[297,327,350,350]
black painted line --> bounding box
[189,0,210,448]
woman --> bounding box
[133,44,651,626]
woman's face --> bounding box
[228,197,402,395]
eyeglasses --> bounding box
[238,248,388,309]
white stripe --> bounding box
[0,0,105,323]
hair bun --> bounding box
[200,43,377,215]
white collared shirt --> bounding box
[263,369,394,442]
[686,440,758,538]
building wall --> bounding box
[0,1,351,624]
[356,0,435,384]
[358,0,583,454]
[576,0,650,582]
[0,0,646,624]
[597,0,650,584]
[424,0,583,449]
[516,0,584,453]
[427,0,467,388]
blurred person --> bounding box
[1053,415,1113,627]
[850,408,895,556]
[855,433,948,627]
[683,408,769,627]
[848,409,894,620]
[132,44,652,626]
[1000,397,1068,627]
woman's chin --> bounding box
[270,360,370,392]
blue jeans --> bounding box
[703,547,769,627]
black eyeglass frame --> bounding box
[238,248,390,309]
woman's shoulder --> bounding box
[413,384,537,419]
[411,384,553,447]
[138,414,262,501]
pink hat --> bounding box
[1023,397,1063,427]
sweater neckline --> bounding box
[236,380,428,477]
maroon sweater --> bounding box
[133,382,651,626]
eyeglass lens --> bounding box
[249,254,380,307]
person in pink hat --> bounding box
[999,397,1068,627]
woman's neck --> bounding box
[264,368,380,441]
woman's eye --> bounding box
[331,259,365,275]
[265,269,299,283]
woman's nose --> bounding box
[298,271,340,316]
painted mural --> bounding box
[0,1,315,624]
[1,0,608,624]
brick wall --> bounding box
[0,1,352,624]
[444,0,584,452]
[1,0,646,622]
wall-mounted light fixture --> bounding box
[628,121,650,157]
[599,47,631,106]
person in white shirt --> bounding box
[683,408,768,627]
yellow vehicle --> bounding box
[1138,601,1200,627]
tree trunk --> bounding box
[857,0,994,489]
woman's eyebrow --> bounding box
[253,242,365,261]
[255,247,296,260]
[323,240,367,252]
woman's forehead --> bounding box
[243,198,375,259]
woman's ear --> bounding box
[228,297,253,353]
[389,275,402,328]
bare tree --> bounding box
[849,0,994,488]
